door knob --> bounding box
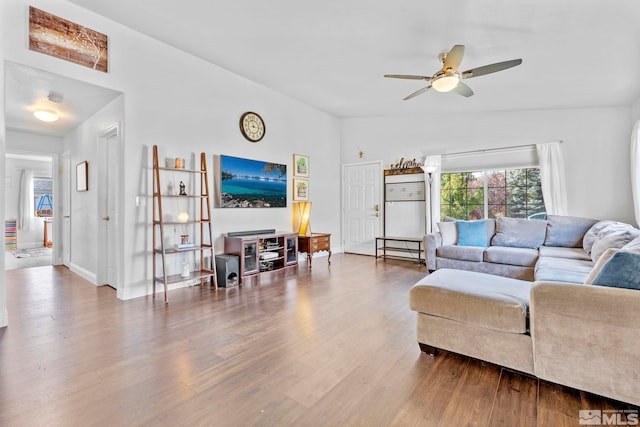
[102,215,110,221]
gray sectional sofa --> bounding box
[424,215,640,283]
[413,215,640,406]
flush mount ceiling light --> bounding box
[33,109,59,122]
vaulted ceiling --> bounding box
[7,0,640,139]
[65,0,640,118]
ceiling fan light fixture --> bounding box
[432,75,460,92]
[33,109,59,122]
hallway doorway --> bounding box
[4,152,55,270]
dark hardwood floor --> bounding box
[1,254,637,426]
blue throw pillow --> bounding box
[456,221,488,247]
[591,251,640,290]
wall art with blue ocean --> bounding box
[219,155,287,208]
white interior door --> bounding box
[97,125,119,288]
[61,152,71,267]
[342,161,383,255]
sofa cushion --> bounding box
[585,248,619,285]
[437,245,484,262]
[437,221,458,245]
[583,220,624,254]
[491,217,547,249]
[591,251,640,290]
[538,246,591,261]
[534,257,594,283]
[409,269,532,334]
[457,220,488,247]
[484,246,538,267]
[544,215,598,248]
[590,225,640,263]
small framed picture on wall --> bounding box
[293,178,309,201]
[293,154,309,178]
[76,161,88,192]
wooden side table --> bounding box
[298,233,331,267]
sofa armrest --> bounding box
[530,281,640,406]
[424,232,442,271]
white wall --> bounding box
[6,131,64,154]
[63,95,124,281]
[342,107,635,224]
[633,98,640,123]
[1,0,342,302]
[0,49,6,326]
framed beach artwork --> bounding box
[219,155,287,208]
[293,178,309,201]
[293,154,309,177]
[29,6,109,72]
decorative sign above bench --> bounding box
[387,157,423,175]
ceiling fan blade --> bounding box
[443,45,465,71]
[384,74,430,81]
[451,81,474,97]
[403,85,432,100]
[461,58,522,79]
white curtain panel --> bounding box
[422,155,442,232]
[18,169,34,231]
[536,142,568,216]
[631,121,640,227]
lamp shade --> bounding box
[297,201,312,236]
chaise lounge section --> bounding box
[412,216,640,406]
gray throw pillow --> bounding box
[437,222,458,245]
[544,215,598,248]
[590,225,640,263]
[491,217,547,249]
[583,220,625,254]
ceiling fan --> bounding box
[384,45,522,100]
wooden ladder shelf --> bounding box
[152,145,217,302]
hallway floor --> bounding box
[4,247,52,270]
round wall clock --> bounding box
[239,111,266,142]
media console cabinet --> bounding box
[224,231,298,282]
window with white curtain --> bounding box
[439,145,546,220]
[440,168,546,220]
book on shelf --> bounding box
[174,243,196,250]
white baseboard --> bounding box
[69,262,98,285]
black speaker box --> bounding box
[215,254,239,287]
